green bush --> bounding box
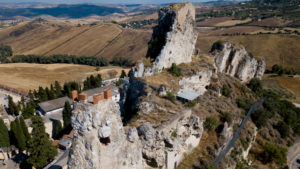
[221,85,232,97]
[236,97,252,112]
[261,143,287,165]
[275,121,290,138]
[221,112,232,125]
[185,100,197,108]
[247,78,262,94]
[204,116,219,131]
[168,63,182,77]
[165,91,176,103]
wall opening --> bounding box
[100,137,111,146]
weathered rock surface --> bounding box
[179,70,212,95]
[139,110,203,169]
[133,3,198,77]
[211,42,266,82]
[68,100,143,169]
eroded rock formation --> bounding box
[134,2,198,77]
[139,110,203,169]
[211,42,266,82]
[68,100,143,169]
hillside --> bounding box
[0,21,152,62]
[196,34,300,72]
[0,63,128,91]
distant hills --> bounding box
[0,4,159,19]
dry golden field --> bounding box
[0,21,151,62]
[215,18,252,27]
[0,63,129,91]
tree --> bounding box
[261,143,286,165]
[27,116,57,169]
[0,119,10,147]
[22,102,35,119]
[8,95,19,116]
[19,117,31,143]
[247,78,262,94]
[38,86,48,101]
[54,121,63,139]
[168,63,182,77]
[120,70,127,78]
[54,81,62,97]
[62,101,72,130]
[11,119,26,151]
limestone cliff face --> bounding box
[211,42,266,82]
[68,100,143,169]
[134,3,198,77]
[138,110,203,169]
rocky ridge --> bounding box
[211,42,266,82]
[134,2,198,77]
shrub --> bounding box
[185,100,197,108]
[221,112,232,125]
[171,131,177,138]
[165,91,176,103]
[247,78,262,94]
[236,97,252,112]
[275,121,290,138]
[221,85,232,97]
[261,143,287,165]
[168,63,182,77]
[204,116,219,131]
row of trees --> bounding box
[0,116,57,169]
[10,54,135,67]
[265,64,297,75]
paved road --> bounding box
[291,154,300,169]
[211,99,265,167]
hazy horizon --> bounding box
[0,0,240,5]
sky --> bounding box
[0,0,216,5]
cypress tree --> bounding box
[19,117,31,143]
[54,121,63,139]
[0,119,10,147]
[62,101,72,130]
[27,116,57,169]
[11,119,26,151]
[54,81,62,97]
[8,95,19,116]
[120,70,126,78]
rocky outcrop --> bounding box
[211,42,266,82]
[68,100,143,169]
[179,70,212,95]
[139,110,203,169]
[133,3,198,77]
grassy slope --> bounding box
[196,34,300,72]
